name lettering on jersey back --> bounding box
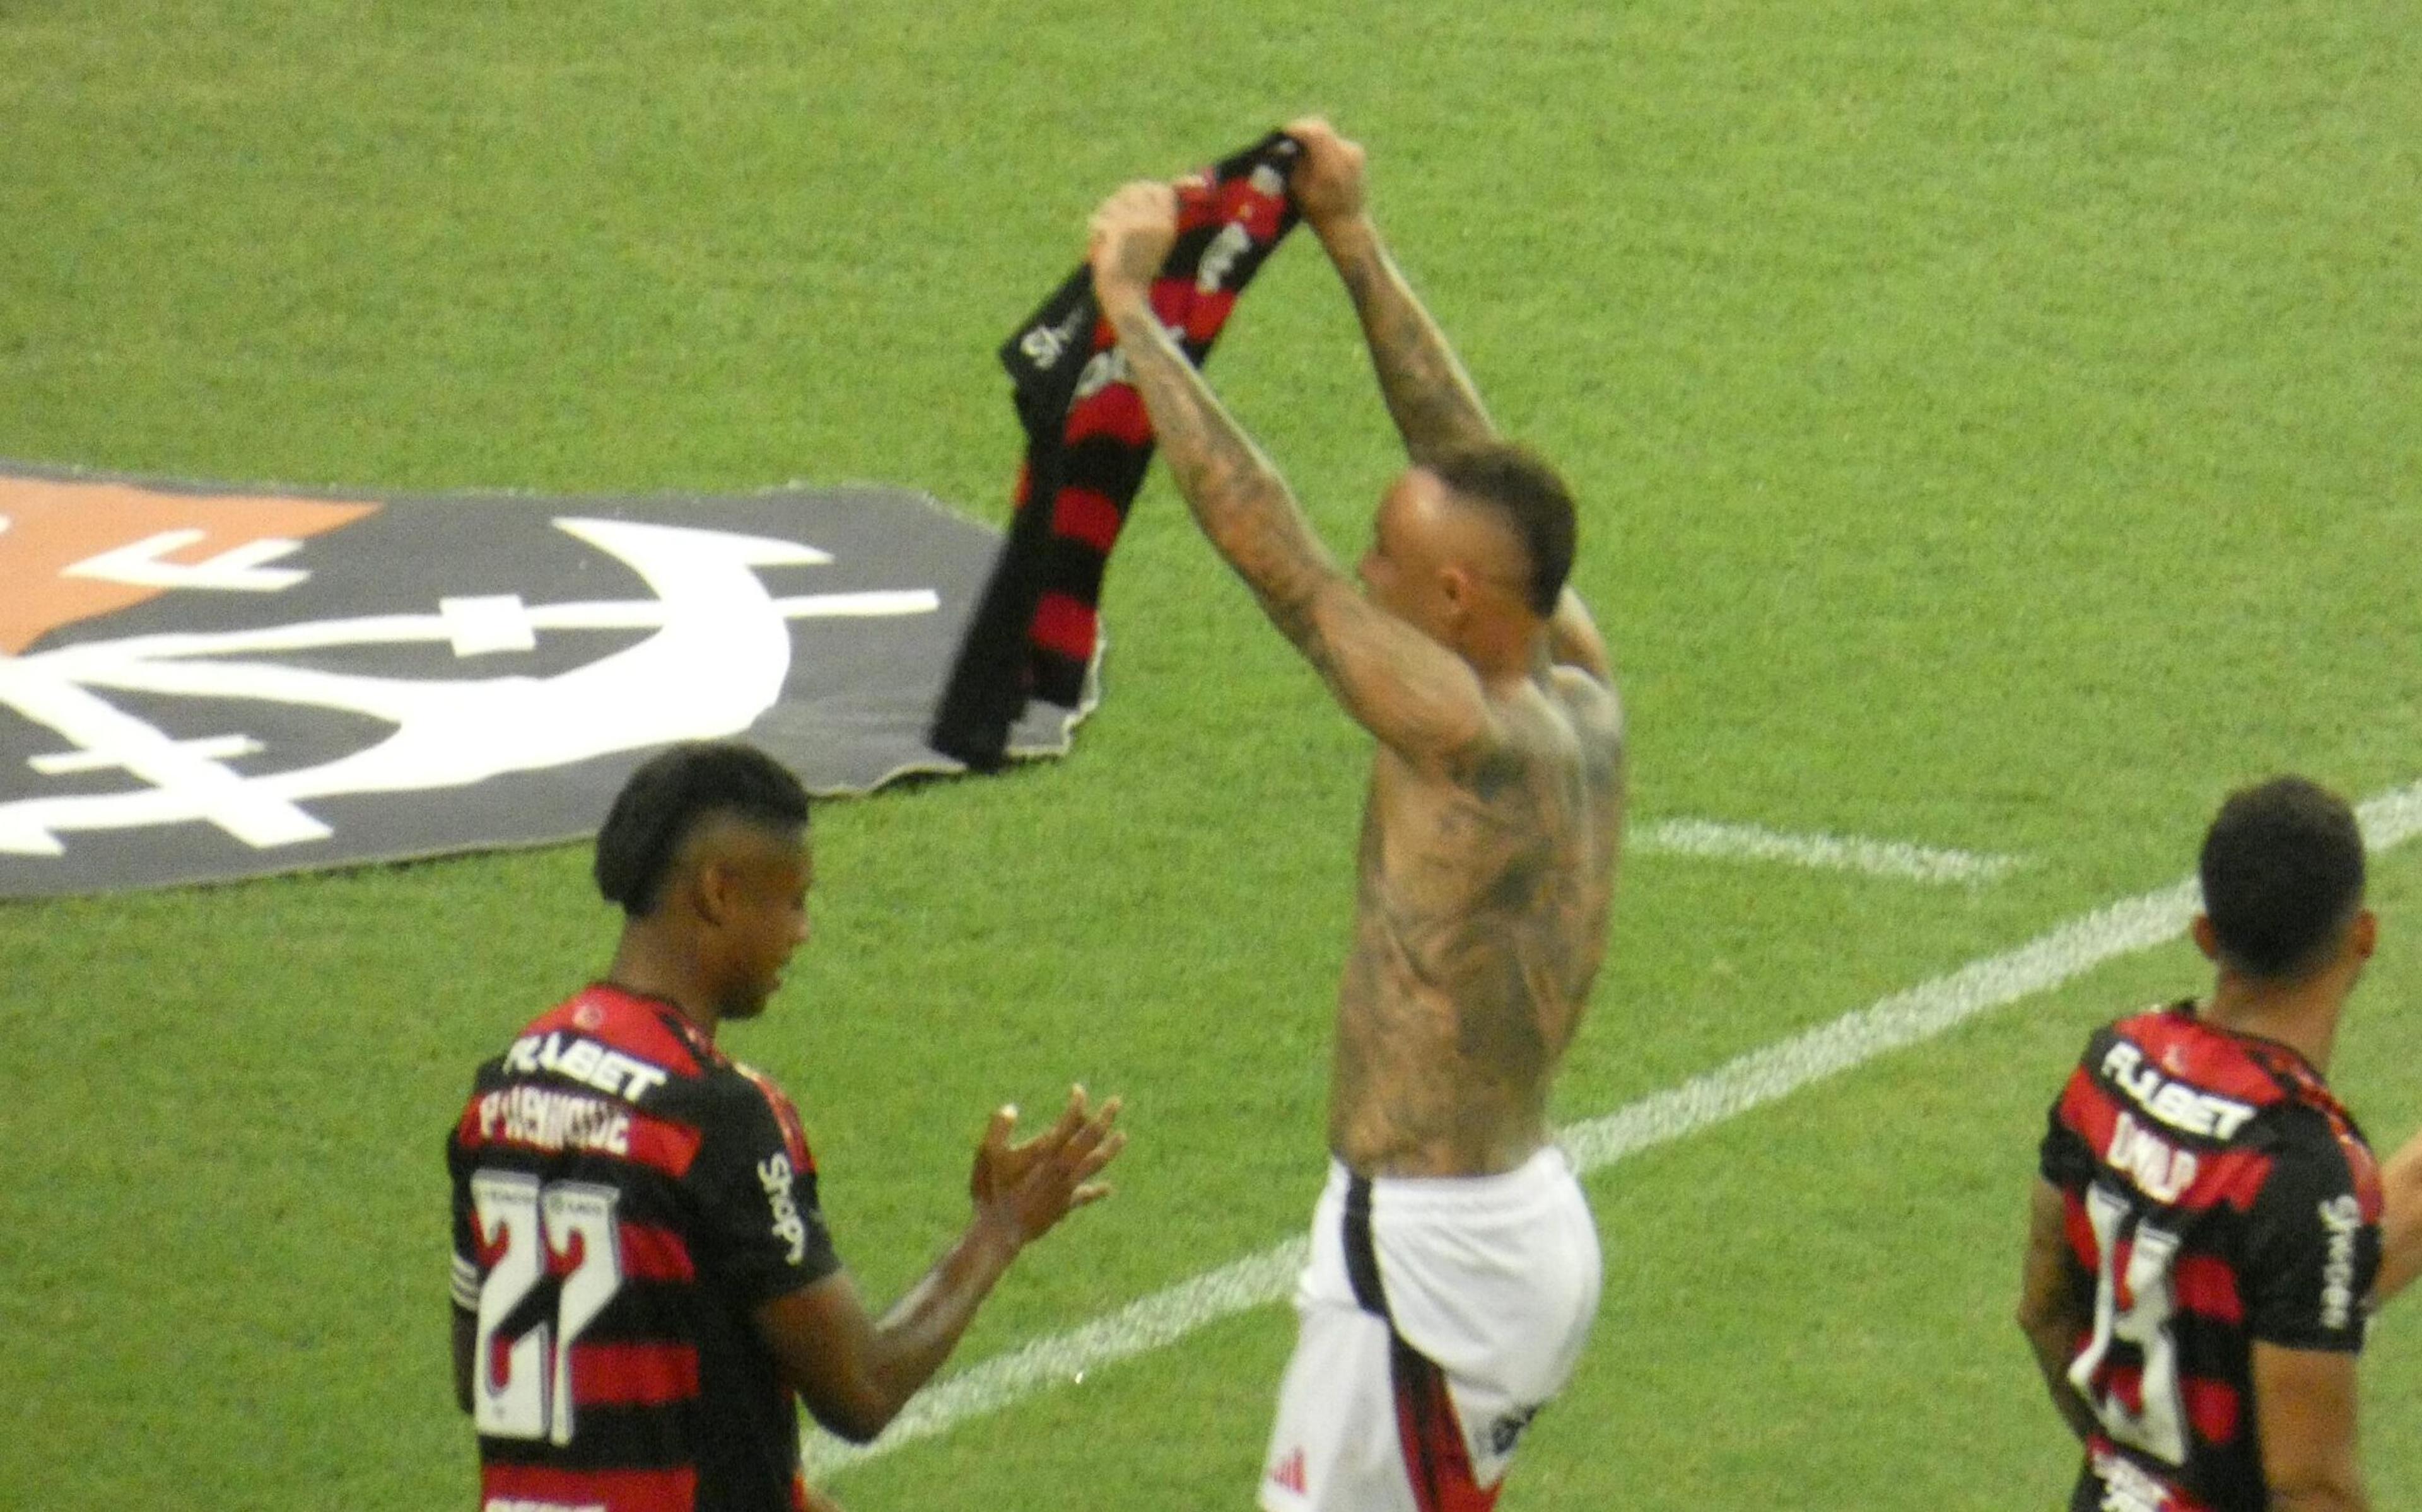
[2319,1194,2363,1331]
[477,1084,631,1157]
[505,1030,670,1102]
[2100,1043,2258,1140]
[758,1152,807,1265]
[2105,1111,2199,1204]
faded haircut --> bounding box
[2197,776,2365,980]
[1429,443,1578,617]
[594,741,809,917]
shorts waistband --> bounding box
[1325,1144,1576,1216]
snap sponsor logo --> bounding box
[505,1030,669,1103]
[759,1151,808,1265]
[1018,300,1096,371]
[2100,1042,2258,1140]
[2319,1194,2365,1331]
[2105,1111,2200,1204]
[476,1085,631,1158]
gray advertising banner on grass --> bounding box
[0,465,1088,899]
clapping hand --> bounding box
[969,1085,1126,1249]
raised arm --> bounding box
[1086,181,1499,770]
[1288,118,1495,467]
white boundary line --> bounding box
[805,779,2422,1478]
[1629,818,2022,885]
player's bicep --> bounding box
[755,1272,887,1443]
[2016,1178,2083,1335]
[1296,580,1498,767]
[2377,1126,2422,1306]
[2251,1343,2364,1508]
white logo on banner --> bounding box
[0,517,937,856]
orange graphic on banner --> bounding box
[0,477,378,654]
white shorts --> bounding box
[1259,1147,1602,1512]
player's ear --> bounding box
[1436,563,1473,622]
[2190,914,2221,963]
[2349,908,2378,961]
[692,855,739,927]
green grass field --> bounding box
[5,1,2421,1507]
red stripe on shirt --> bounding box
[2184,1373,2242,1447]
[571,1341,701,1407]
[619,1221,696,1283]
[480,1461,697,1512]
[2173,1254,2243,1323]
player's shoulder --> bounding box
[687,1055,817,1176]
[1550,665,1624,754]
[1492,668,1619,776]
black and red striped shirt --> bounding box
[448,984,841,1512]
[2040,1001,2382,1512]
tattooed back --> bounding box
[1330,663,1624,1178]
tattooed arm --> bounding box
[1086,181,1497,769]
[1288,118,1495,467]
[1287,120,1616,690]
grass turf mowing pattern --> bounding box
[4,0,2420,1508]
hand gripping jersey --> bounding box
[447,984,841,1512]
[2040,1002,2382,1512]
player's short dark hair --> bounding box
[594,741,810,917]
[1430,443,1578,617]
[2197,776,2366,980]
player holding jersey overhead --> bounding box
[447,741,1121,1512]
[2019,777,2397,1512]
[1086,119,1619,1512]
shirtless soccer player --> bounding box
[1087,120,1622,1512]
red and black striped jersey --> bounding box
[2040,1001,2382,1512]
[447,984,842,1512]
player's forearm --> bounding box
[2017,1318,2098,1443]
[1313,212,1495,467]
[1100,289,1340,644]
[857,1216,1023,1422]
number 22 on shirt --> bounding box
[469,1171,627,1445]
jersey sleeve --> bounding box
[686,1075,843,1308]
[2242,1114,2380,1352]
[2039,1075,2098,1191]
